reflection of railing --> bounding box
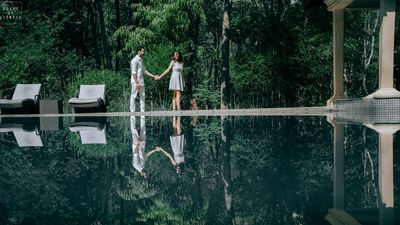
[327,115,398,225]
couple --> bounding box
[130,47,184,112]
[131,116,185,178]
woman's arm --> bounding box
[157,147,176,165]
[159,61,174,79]
[146,148,159,157]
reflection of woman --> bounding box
[131,116,157,178]
[156,51,184,110]
[157,116,185,173]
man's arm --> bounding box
[130,59,140,85]
[144,70,156,79]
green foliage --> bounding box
[290,33,333,106]
[0,11,87,99]
[231,53,276,105]
[114,0,204,55]
[193,83,220,109]
[136,200,208,224]
[344,10,379,97]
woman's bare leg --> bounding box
[176,91,181,110]
[172,91,176,110]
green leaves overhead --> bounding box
[115,0,204,53]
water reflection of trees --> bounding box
[1,116,397,224]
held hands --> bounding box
[153,75,162,81]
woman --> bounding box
[156,116,185,174]
[157,51,184,110]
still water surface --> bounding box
[0,115,399,225]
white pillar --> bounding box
[365,0,400,99]
[327,10,345,107]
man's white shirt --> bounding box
[130,55,146,86]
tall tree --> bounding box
[115,0,121,71]
[221,117,235,224]
[184,0,202,104]
[221,0,232,109]
[95,0,112,69]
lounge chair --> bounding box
[69,117,107,144]
[0,84,41,114]
[0,117,43,147]
[68,85,106,113]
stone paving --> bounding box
[334,98,400,124]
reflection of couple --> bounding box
[131,116,185,177]
[130,47,184,112]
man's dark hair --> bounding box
[136,47,144,54]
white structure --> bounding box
[325,0,400,107]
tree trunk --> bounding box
[96,0,112,69]
[185,5,201,105]
[221,117,235,224]
[221,0,232,109]
[115,0,121,71]
[90,3,101,68]
[362,11,379,94]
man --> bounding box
[130,47,156,112]
[131,116,159,178]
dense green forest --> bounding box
[1,0,398,110]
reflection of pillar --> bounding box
[379,132,394,225]
[364,124,397,225]
[333,123,344,209]
[327,10,344,107]
[379,133,393,208]
[326,118,361,224]
[365,0,400,99]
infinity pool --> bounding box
[0,115,399,225]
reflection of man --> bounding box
[131,116,157,178]
[130,47,156,112]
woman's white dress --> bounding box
[170,135,185,164]
[169,62,184,91]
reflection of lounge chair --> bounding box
[0,117,43,147]
[68,85,106,113]
[0,84,41,114]
[69,117,107,144]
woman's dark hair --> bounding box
[172,51,183,63]
[136,47,144,54]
